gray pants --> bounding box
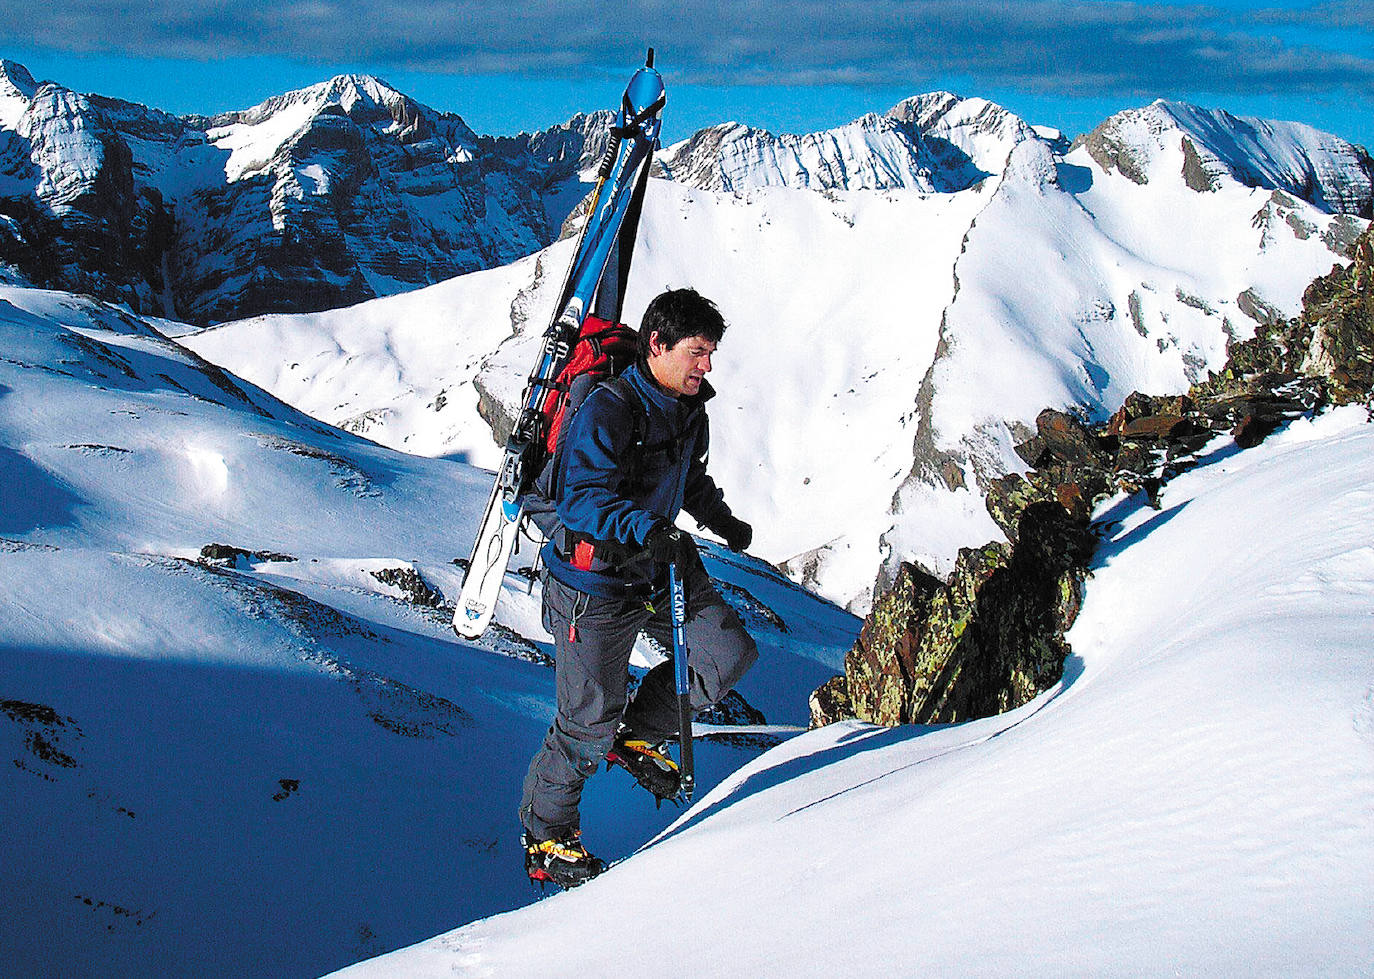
[519,554,758,840]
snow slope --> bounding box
[334,406,1374,977]
[0,287,856,977]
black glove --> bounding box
[644,523,693,565]
[714,513,753,553]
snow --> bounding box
[334,406,1374,978]
[0,88,29,130]
[186,249,543,465]
[209,100,318,182]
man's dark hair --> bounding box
[638,288,727,359]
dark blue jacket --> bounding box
[541,361,733,596]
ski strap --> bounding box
[614,90,667,138]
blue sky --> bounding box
[3,1,1372,147]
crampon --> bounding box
[523,830,606,890]
[606,734,682,807]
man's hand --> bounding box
[645,523,693,564]
[714,514,753,553]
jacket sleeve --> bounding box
[682,413,734,532]
[556,388,663,547]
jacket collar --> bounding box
[628,360,715,410]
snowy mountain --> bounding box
[186,93,1370,612]
[0,286,852,976]
[0,59,612,324]
[0,60,173,315]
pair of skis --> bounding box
[453,52,695,802]
[454,50,664,642]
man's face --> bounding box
[647,332,716,398]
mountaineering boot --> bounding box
[523,830,606,889]
[606,730,681,803]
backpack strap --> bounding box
[600,375,649,455]
[538,374,648,525]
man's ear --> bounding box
[647,330,663,357]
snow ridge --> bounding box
[657,92,1042,194]
[333,407,1374,977]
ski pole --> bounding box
[668,560,695,803]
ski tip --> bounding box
[646,47,655,69]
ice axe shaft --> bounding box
[669,561,694,802]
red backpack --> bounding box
[540,316,640,456]
[523,315,642,535]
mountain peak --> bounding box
[1079,100,1374,216]
[0,59,38,128]
[211,71,438,135]
[0,59,37,99]
[314,72,411,111]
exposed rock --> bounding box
[842,560,951,726]
[1300,233,1374,403]
[809,675,853,728]
[369,566,444,608]
[474,370,517,447]
[198,543,298,569]
[1181,136,1220,192]
[696,689,782,749]
[1078,116,1152,186]
[695,689,767,728]
[838,505,1090,727]
[1237,288,1285,328]
[715,579,789,633]
[0,76,175,311]
[2,699,83,778]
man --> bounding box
[520,287,757,888]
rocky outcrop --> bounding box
[198,543,297,569]
[839,504,1089,727]
[369,566,445,608]
[1210,228,1374,406]
[0,64,175,311]
[814,226,1374,729]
